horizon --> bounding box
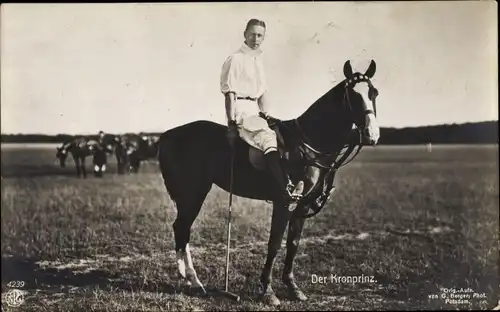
[1,2,498,135]
[1,119,498,136]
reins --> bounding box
[257,70,378,218]
[291,118,363,170]
[283,82,365,172]
[289,120,363,219]
[266,81,369,219]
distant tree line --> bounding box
[1,121,497,145]
[377,121,498,145]
[0,132,163,144]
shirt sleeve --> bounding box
[220,55,237,94]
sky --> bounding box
[1,2,497,135]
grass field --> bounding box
[1,144,498,311]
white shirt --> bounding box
[220,43,267,99]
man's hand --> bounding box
[259,112,279,129]
[227,120,238,147]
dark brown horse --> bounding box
[95,133,139,175]
[56,138,107,178]
[157,60,380,305]
[120,133,160,173]
[100,134,129,175]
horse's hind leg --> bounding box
[174,202,206,294]
[172,183,212,295]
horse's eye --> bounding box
[369,87,378,99]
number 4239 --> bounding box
[7,281,25,288]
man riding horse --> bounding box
[158,17,381,307]
[221,18,304,206]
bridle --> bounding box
[291,74,378,171]
[344,74,378,127]
[279,75,378,218]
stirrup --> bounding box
[286,181,304,211]
[287,180,304,196]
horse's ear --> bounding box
[343,60,353,78]
[364,60,376,78]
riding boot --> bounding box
[264,151,299,202]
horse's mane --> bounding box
[300,78,348,119]
[279,77,353,155]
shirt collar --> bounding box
[238,42,263,56]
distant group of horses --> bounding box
[55,133,160,178]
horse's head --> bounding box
[294,59,381,155]
[56,145,69,167]
[342,60,380,146]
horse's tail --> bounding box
[158,130,182,203]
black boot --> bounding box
[264,151,297,202]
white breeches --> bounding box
[233,99,278,154]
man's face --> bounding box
[244,25,265,50]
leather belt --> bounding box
[236,96,257,101]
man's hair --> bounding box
[245,19,266,32]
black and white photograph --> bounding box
[1,2,498,311]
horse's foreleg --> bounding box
[117,155,124,174]
[260,201,292,306]
[74,156,81,178]
[282,204,308,301]
[119,153,129,174]
[81,157,87,178]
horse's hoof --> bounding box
[261,292,281,306]
[259,285,280,306]
[190,286,207,297]
[288,287,308,301]
[185,275,206,296]
[186,273,205,293]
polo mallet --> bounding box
[217,145,241,302]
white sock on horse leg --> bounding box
[183,244,205,289]
[176,250,187,279]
